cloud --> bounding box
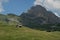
[54,12,60,17]
[34,0,44,6]
[45,0,60,9]
[0,0,8,12]
[34,0,60,9]
[34,0,60,17]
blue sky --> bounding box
[0,0,34,15]
[0,0,60,17]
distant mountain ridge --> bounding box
[0,14,19,25]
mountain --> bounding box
[20,5,60,26]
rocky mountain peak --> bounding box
[20,5,60,26]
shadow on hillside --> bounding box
[22,24,60,32]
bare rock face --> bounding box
[20,5,60,26]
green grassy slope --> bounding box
[0,24,60,40]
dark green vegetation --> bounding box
[0,23,60,40]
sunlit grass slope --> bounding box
[0,24,60,40]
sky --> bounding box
[34,0,60,17]
[0,0,34,15]
[0,0,60,17]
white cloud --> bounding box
[0,0,9,12]
[34,0,60,9]
[0,3,4,12]
[34,0,60,17]
[54,12,60,17]
[45,0,60,9]
[34,0,44,6]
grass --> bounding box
[0,24,60,40]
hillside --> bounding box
[0,24,60,40]
[20,5,60,31]
[0,14,20,25]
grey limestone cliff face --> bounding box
[20,5,60,26]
